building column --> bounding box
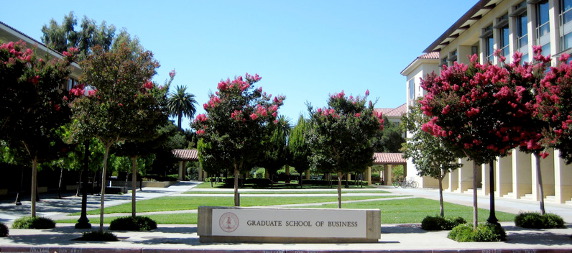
[481,163,490,196]
[512,150,532,199]
[531,149,556,201]
[366,166,372,186]
[386,165,393,186]
[178,161,186,181]
[448,160,460,192]
[496,154,513,197]
[554,149,572,203]
[458,158,473,193]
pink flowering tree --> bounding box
[536,53,572,163]
[308,91,384,208]
[419,53,541,227]
[0,41,76,217]
[69,44,161,232]
[192,74,284,206]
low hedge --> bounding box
[448,223,506,242]
[0,222,8,237]
[11,217,55,229]
[109,216,157,231]
[514,212,565,229]
[421,215,466,230]
[78,230,118,241]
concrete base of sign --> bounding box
[198,206,381,243]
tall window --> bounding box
[515,1,529,61]
[561,0,572,50]
[483,25,495,63]
[408,79,415,101]
[498,15,510,60]
[537,0,551,56]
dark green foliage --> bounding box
[421,215,466,231]
[514,212,565,229]
[78,230,118,241]
[448,223,506,242]
[11,216,56,229]
[109,216,157,231]
[0,222,8,237]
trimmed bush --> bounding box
[421,215,467,231]
[514,212,565,229]
[109,216,157,231]
[448,223,506,242]
[78,230,118,241]
[0,222,8,237]
[11,216,55,229]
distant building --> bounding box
[402,0,572,204]
[375,103,407,125]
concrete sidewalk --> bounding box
[0,182,571,252]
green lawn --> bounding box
[58,197,515,225]
[294,197,516,224]
[184,190,390,194]
[77,195,398,215]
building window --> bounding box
[408,79,415,101]
[448,50,458,65]
[536,0,551,56]
[514,2,529,62]
[483,25,495,63]
[560,0,572,51]
[497,14,510,60]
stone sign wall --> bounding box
[198,206,381,243]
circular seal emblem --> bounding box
[219,212,239,233]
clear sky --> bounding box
[1,0,477,129]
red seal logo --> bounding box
[219,212,239,232]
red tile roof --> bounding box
[375,103,407,118]
[373,153,406,164]
[172,149,406,164]
[172,149,198,160]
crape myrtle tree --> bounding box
[419,53,542,228]
[401,101,462,217]
[537,55,572,163]
[69,43,160,231]
[288,115,312,187]
[192,74,284,206]
[308,91,384,208]
[0,41,76,217]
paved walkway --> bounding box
[0,182,571,252]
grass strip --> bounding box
[76,195,400,215]
[184,190,390,194]
[58,198,515,225]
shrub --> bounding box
[0,222,8,237]
[109,216,157,231]
[11,217,55,229]
[78,230,118,241]
[421,215,466,230]
[514,212,565,229]
[448,223,506,242]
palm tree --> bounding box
[167,85,197,130]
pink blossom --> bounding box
[169,69,176,78]
[365,89,370,96]
[250,113,259,120]
[540,152,549,159]
[143,81,154,89]
[196,129,205,135]
[87,90,97,96]
[195,114,208,122]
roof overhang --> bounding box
[423,0,497,53]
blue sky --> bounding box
[2,0,477,129]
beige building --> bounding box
[402,0,572,204]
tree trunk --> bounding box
[472,161,479,229]
[99,144,111,232]
[177,113,183,130]
[58,167,64,199]
[535,152,546,215]
[233,167,240,206]
[15,166,24,205]
[131,156,138,218]
[337,171,343,209]
[31,158,38,217]
[438,175,444,217]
